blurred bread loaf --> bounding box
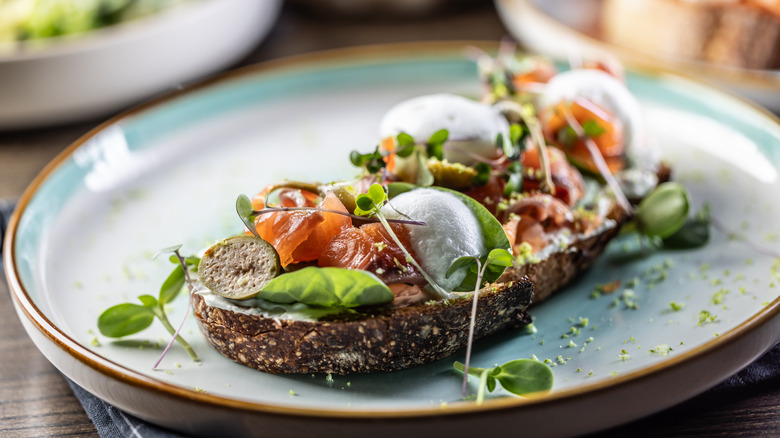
[601,0,780,69]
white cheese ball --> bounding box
[381,188,484,291]
[379,93,509,166]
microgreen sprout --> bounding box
[446,248,515,397]
[493,100,556,196]
[97,246,200,368]
[453,358,553,405]
[426,129,448,161]
[353,184,448,299]
[559,104,631,213]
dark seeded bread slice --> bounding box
[192,278,533,375]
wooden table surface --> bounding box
[2,4,779,437]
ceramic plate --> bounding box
[495,0,780,113]
[0,0,281,129]
[5,42,780,437]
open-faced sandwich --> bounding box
[100,48,698,379]
[193,184,534,374]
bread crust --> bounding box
[498,219,623,303]
[193,278,533,374]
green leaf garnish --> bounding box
[472,162,491,186]
[96,247,200,366]
[510,123,524,145]
[236,194,260,237]
[582,119,606,137]
[635,182,691,239]
[454,358,553,404]
[350,147,386,173]
[367,184,386,204]
[354,183,388,216]
[354,195,375,214]
[97,303,155,338]
[137,294,158,308]
[556,125,578,149]
[662,210,710,249]
[396,144,416,158]
[503,161,524,197]
[426,129,448,161]
[499,124,525,161]
[396,132,415,148]
[450,247,516,398]
[159,264,186,305]
[427,128,449,147]
[446,256,477,279]
[256,267,394,308]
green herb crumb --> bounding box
[697,310,718,326]
[649,344,672,356]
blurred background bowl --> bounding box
[0,0,282,130]
[495,0,780,113]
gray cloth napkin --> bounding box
[1,199,778,437]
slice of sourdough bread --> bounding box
[192,278,533,374]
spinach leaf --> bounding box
[257,267,394,308]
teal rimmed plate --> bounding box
[4,42,780,437]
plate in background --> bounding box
[0,0,281,129]
[4,42,780,437]
[495,0,780,113]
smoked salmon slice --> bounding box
[252,189,350,267]
[319,222,424,285]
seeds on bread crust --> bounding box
[198,235,281,300]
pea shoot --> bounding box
[446,248,515,397]
[97,245,200,367]
[453,358,553,405]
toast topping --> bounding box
[198,235,281,300]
